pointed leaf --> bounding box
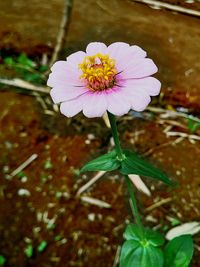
[124,224,142,241]
[81,150,120,172]
[120,240,164,267]
[120,239,140,266]
[120,150,173,185]
[17,53,34,68]
[145,229,165,247]
[164,235,193,267]
[124,224,164,247]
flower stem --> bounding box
[107,112,124,160]
[124,175,143,235]
[107,111,144,236]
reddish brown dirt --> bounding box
[0,90,200,266]
[0,91,128,267]
[0,0,64,56]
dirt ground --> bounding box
[0,0,200,266]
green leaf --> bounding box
[23,73,41,82]
[170,218,181,227]
[124,224,165,247]
[54,235,62,241]
[24,244,33,258]
[17,53,34,68]
[120,240,140,266]
[44,159,53,169]
[80,150,120,172]
[0,255,6,266]
[188,118,200,133]
[145,229,165,247]
[37,241,47,253]
[16,171,26,178]
[164,235,193,267]
[39,65,48,72]
[120,240,164,267]
[120,150,173,185]
[124,224,142,241]
[4,57,15,66]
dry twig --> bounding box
[166,131,200,141]
[145,197,172,212]
[76,171,106,196]
[112,246,121,267]
[9,154,38,178]
[132,0,200,17]
[80,196,111,208]
[0,78,49,94]
[128,174,151,196]
[49,0,72,67]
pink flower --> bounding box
[47,42,161,118]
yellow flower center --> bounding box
[79,53,117,91]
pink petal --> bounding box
[48,60,84,85]
[60,97,84,117]
[86,42,107,56]
[123,77,161,96]
[82,92,108,118]
[107,43,147,72]
[50,86,88,104]
[47,68,82,87]
[130,45,147,59]
[107,43,146,62]
[66,51,86,65]
[125,89,151,111]
[107,42,130,60]
[132,96,151,111]
[121,58,158,79]
[50,61,72,73]
[106,89,132,116]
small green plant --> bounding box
[4,53,48,84]
[37,241,47,253]
[24,244,33,258]
[81,112,194,267]
[187,117,200,133]
[0,255,6,266]
[43,159,53,169]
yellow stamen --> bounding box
[79,53,117,91]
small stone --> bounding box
[5,141,13,149]
[60,238,67,244]
[62,192,70,199]
[176,170,181,176]
[18,189,31,197]
[21,176,28,183]
[87,133,95,140]
[3,166,9,173]
[88,213,95,221]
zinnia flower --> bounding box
[47,42,161,118]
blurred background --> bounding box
[0,0,200,266]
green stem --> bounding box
[107,111,144,236]
[107,112,124,160]
[124,175,143,235]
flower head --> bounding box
[47,42,161,118]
